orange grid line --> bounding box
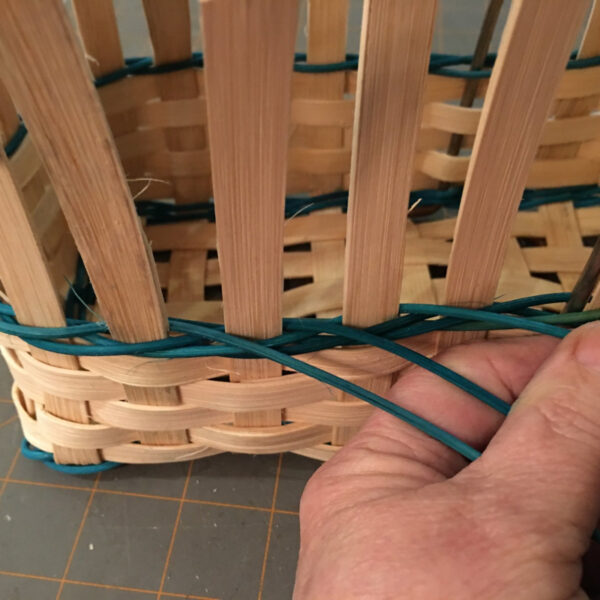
[257,453,283,600]
[97,487,180,502]
[0,415,17,429]
[0,569,61,583]
[0,570,218,600]
[0,448,21,499]
[0,454,300,598]
[4,478,98,494]
[0,476,299,515]
[0,398,12,404]
[157,460,193,600]
[274,508,299,516]
[58,578,156,595]
[55,472,101,600]
[183,497,271,513]
[159,592,219,600]
[0,569,218,599]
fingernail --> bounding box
[574,321,600,369]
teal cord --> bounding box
[133,184,600,226]
[172,317,483,462]
[0,293,589,465]
[20,439,120,474]
[4,45,599,536]
[4,121,26,158]
[88,50,600,86]
[0,293,579,358]
[14,289,600,554]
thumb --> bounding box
[465,322,600,539]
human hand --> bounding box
[295,324,600,599]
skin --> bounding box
[295,323,600,599]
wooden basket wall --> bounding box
[0,0,599,465]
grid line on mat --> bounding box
[157,460,194,599]
[0,448,20,498]
[257,453,284,600]
[0,415,17,429]
[0,569,218,599]
[55,472,101,599]
[0,474,300,515]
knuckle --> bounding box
[297,464,334,521]
[534,385,600,449]
[453,477,559,556]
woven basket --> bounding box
[0,0,599,467]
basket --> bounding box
[0,0,599,467]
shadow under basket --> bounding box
[1,0,600,468]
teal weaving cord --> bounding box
[86,50,600,86]
[1,292,596,466]
[132,184,600,226]
[4,48,600,480]
[2,47,599,544]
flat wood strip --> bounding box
[414,205,600,240]
[556,66,600,99]
[417,151,599,187]
[114,129,166,160]
[145,213,348,251]
[340,0,435,444]
[293,445,339,461]
[202,0,298,427]
[143,0,209,203]
[145,215,455,263]
[0,0,186,445]
[0,148,99,464]
[146,220,216,250]
[72,0,124,78]
[31,189,63,253]
[287,400,374,427]
[8,137,41,190]
[343,0,437,326]
[288,147,352,174]
[422,65,600,103]
[423,102,600,145]
[17,400,222,462]
[124,149,211,178]
[136,98,208,128]
[303,0,349,350]
[167,250,207,302]
[525,159,600,188]
[294,0,349,199]
[202,251,314,286]
[17,399,317,456]
[163,281,344,322]
[143,0,192,64]
[3,0,600,463]
[521,246,591,272]
[0,79,19,143]
[90,403,231,431]
[79,354,230,387]
[99,77,161,115]
[3,328,432,396]
[292,98,355,127]
[401,222,438,304]
[585,3,600,309]
[539,203,583,292]
[535,2,600,299]
[441,0,589,348]
[8,343,409,400]
[0,1,168,340]
[189,423,330,454]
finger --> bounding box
[465,322,600,539]
[388,334,560,448]
[338,335,559,483]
